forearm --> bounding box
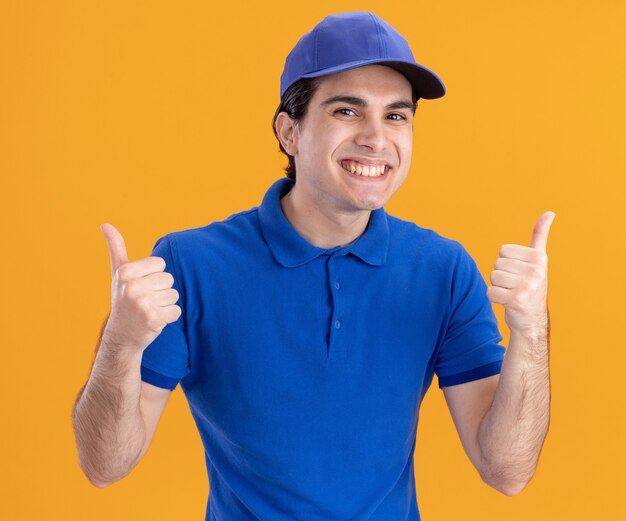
[477,322,551,494]
[72,335,147,488]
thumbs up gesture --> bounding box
[486,212,556,337]
[100,224,182,353]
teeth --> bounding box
[342,160,387,177]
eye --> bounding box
[334,108,357,117]
[387,113,407,121]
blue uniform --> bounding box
[140,176,506,521]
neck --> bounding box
[280,184,371,249]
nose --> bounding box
[354,115,387,151]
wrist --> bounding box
[99,335,144,364]
[510,307,550,344]
[509,327,548,343]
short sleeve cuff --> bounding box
[140,365,179,390]
[438,360,503,388]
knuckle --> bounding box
[124,279,140,298]
[516,290,528,304]
[115,264,132,282]
[150,321,166,334]
[146,309,163,329]
[152,256,166,271]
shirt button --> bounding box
[334,281,341,290]
[334,320,341,329]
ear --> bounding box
[275,112,299,156]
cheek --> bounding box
[404,144,413,163]
[400,137,413,163]
[300,128,334,157]
[308,143,341,170]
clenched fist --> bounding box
[100,223,182,353]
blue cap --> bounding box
[280,12,446,100]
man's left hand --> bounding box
[486,211,556,337]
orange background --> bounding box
[1,1,624,519]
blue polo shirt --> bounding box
[140,176,505,521]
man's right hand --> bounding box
[100,223,182,354]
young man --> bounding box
[73,11,554,521]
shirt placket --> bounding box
[326,251,347,360]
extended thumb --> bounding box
[100,223,129,277]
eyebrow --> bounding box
[320,95,415,111]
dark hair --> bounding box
[271,77,322,181]
[271,74,419,181]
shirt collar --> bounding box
[258,177,389,268]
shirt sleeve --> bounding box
[139,234,190,390]
[435,242,506,388]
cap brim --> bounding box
[301,58,446,100]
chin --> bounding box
[353,197,387,211]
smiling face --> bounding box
[278,64,415,216]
